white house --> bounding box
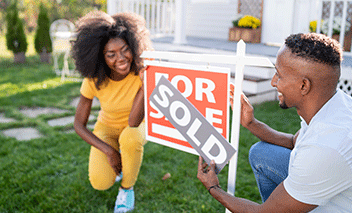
[106,0,343,45]
[106,0,352,99]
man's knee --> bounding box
[248,141,267,167]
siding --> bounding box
[186,1,238,40]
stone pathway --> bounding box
[2,127,43,141]
[0,113,16,123]
[0,97,99,141]
[19,107,70,118]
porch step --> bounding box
[245,90,277,105]
[231,72,277,104]
[243,66,275,79]
[231,73,275,94]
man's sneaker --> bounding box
[114,187,134,213]
[115,173,123,183]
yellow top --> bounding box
[80,73,142,128]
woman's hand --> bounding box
[106,146,122,175]
[229,83,255,129]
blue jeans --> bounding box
[248,141,291,203]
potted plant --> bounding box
[310,18,352,51]
[5,0,28,63]
[34,3,52,63]
[229,15,261,43]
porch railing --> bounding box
[316,0,352,55]
[116,0,175,37]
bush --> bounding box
[234,15,261,29]
[34,3,52,54]
[5,0,28,54]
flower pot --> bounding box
[40,52,51,63]
[14,52,26,63]
[229,27,261,43]
[332,33,352,52]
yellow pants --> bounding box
[89,121,147,190]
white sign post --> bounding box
[141,40,274,213]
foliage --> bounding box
[322,17,351,35]
[0,0,12,33]
[233,15,261,29]
[5,0,28,54]
[310,17,351,35]
[34,3,52,53]
[22,0,107,32]
[309,20,318,33]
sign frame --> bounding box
[144,60,231,155]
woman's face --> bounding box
[103,38,133,81]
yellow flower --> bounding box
[238,15,261,29]
[309,20,317,33]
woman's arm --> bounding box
[74,94,121,175]
[129,69,145,127]
[128,87,144,127]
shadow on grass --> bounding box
[0,56,57,85]
[0,81,81,108]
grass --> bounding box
[0,34,301,212]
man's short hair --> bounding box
[285,33,342,67]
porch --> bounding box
[151,36,352,103]
[106,0,352,103]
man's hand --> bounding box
[229,83,255,128]
[197,156,219,191]
[106,147,122,175]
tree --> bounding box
[34,3,52,63]
[5,0,28,63]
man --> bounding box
[197,33,352,212]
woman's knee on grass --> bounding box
[119,126,145,152]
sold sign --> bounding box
[149,76,235,173]
[144,60,231,156]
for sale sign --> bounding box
[144,60,231,156]
[149,76,236,173]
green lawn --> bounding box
[0,35,300,212]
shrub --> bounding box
[309,20,318,33]
[321,17,351,35]
[235,15,261,29]
[5,0,28,54]
[34,3,52,54]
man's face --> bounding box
[271,45,302,109]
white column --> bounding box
[292,0,313,34]
[173,0,187,44]
[261,0,295,44]
[107,0,118,15]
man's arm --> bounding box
[230,84,298,149]
[197,157,317,213]
[245,118,298,149]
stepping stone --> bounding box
[0,113,16,123]
[47,115,96,127]
[19,107,70,118]
[70,97,100,108]
[87,124,95,129]
[1,127,43,141]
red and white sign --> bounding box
[144,60,230,155]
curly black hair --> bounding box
[285,33,343,67]
[71,11,153,90]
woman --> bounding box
[72,11,152,213]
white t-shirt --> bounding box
[283,90,352,212]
